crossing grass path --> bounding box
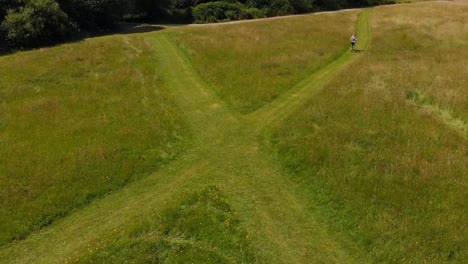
[250,10,371,132]
[0,10,372,263]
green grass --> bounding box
[0,2,466,263]
[272,2,467,263]
[168,11,358,113]
[0,35,189,246]
[72,185,255,263]
[0,12,367,262]
[375,0,468,128]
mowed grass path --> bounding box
[169,11,358,113]
[0,10,372,264]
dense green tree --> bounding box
[1,0,25,19]
[1,0,130,50]
[267,0,294,16]
[133,0,171,17]
[245,0,313,14]
[56,0,129,30]
[1,0,75,48]
[289,0,315,13]
[314,0,379,10]
[192,1,245,23]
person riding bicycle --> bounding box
[350,33,357,51]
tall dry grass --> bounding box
[168,11,358,113]
[0,35,189,245]
[373,1,468,133]
[272,2,467,263]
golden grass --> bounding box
[374,0,468,124]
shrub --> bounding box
[166,8,193,23]
[313,0,347,10]
[130,0,173,21]
[244,7,267,19]
[368,0,396,5]
[56,0,129,31]
[266,0,294,16]
[192,1,247,23]
[1,0,23,20]
[0,30,7,51]
[289,0,315,13]
[1,0,75,48]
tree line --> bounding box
[0,0,394,51]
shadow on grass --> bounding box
[351,49,364,53]
[0,22,168,57]
[109,22,167,35]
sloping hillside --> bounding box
[0,1,466,263]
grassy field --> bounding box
[169,11,358,113]
[0,10,368,263]
[0,35,189,245]
[374,0,468,136]
[0,1,466,263]
[272,1,467,263]
[72,185,256,263]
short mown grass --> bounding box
[168,11,358,113]
[0,35,189,246]
[272,2,467,263]
[71,185,256,263]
